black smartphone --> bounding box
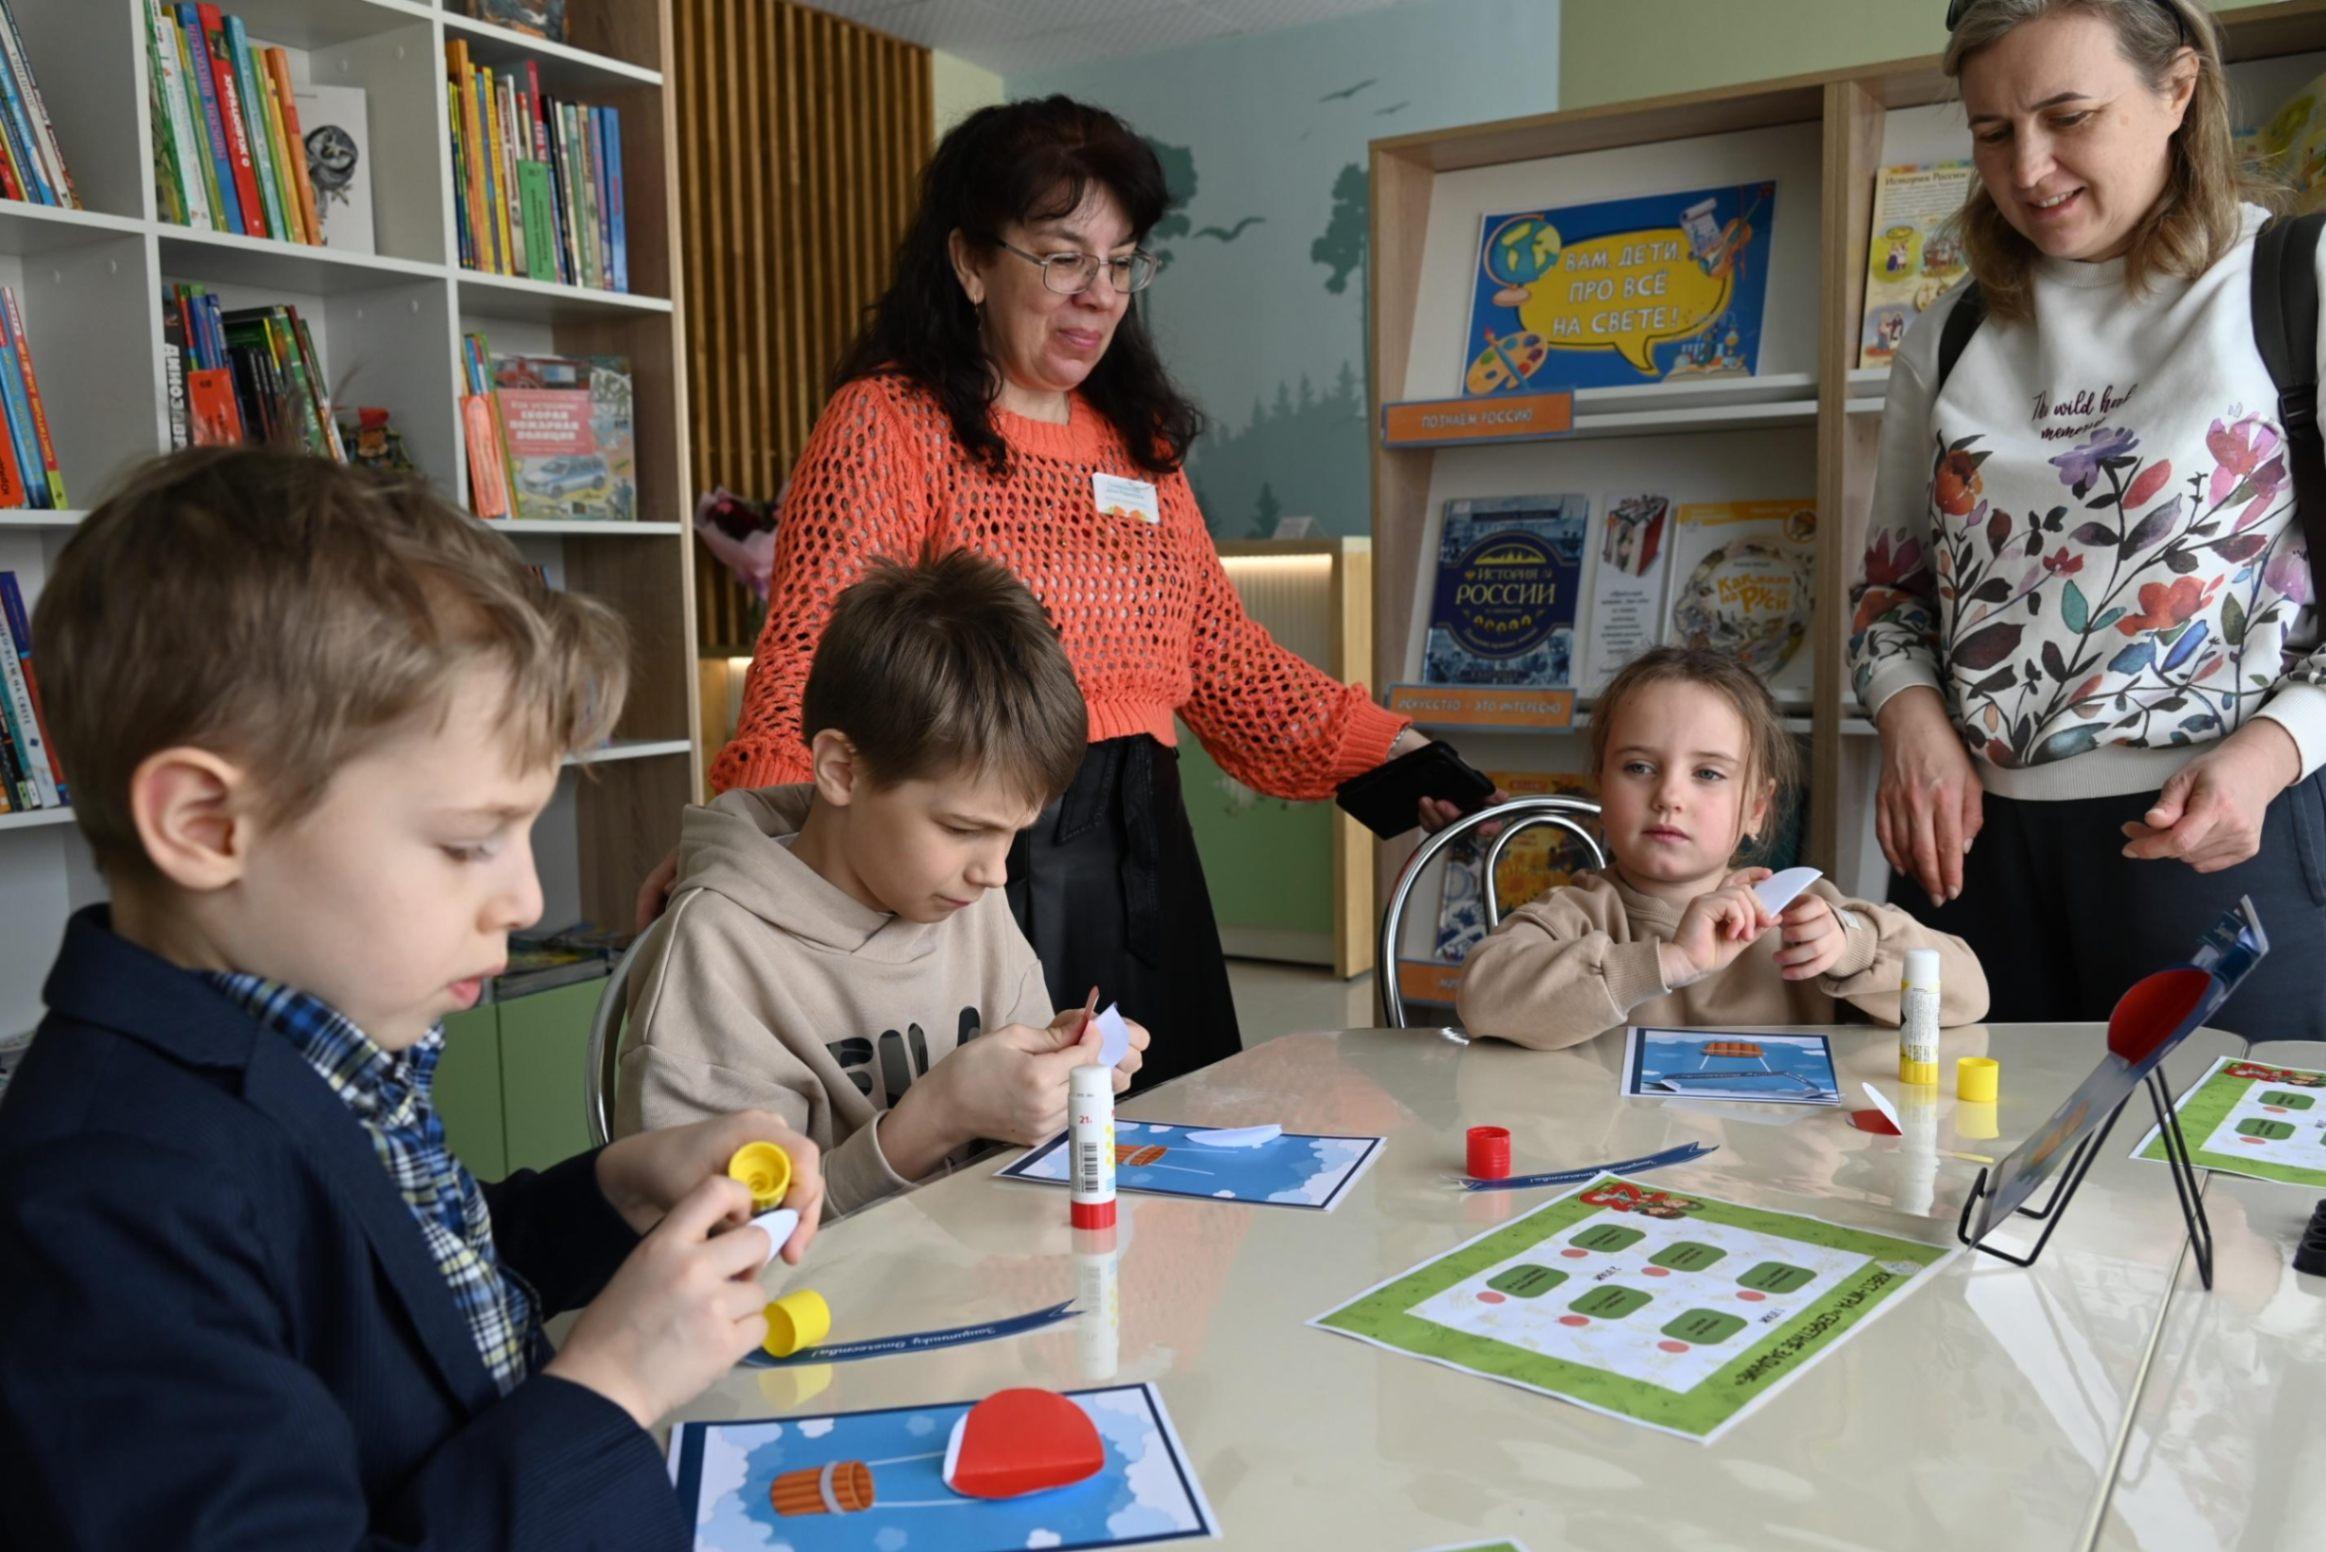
[1334,740,1497,838]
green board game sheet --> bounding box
[1312,1174,1954,1443]
[2134,1054,2326,1189]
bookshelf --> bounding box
[0,0,696,1039]
[1365,1,2326,970]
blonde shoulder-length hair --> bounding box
[1945,0,2286,322]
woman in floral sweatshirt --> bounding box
[1850,0,2325,1036]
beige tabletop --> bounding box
[675,1023,2239,1551]
[2092,1038,2326,1552]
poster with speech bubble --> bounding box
[1463,182,1776,395]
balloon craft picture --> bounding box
[670,1382,1217,1551]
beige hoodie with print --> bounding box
[613,785,1054,1216]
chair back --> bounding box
[584,933,651,1147]
[1376,797,1606,1029]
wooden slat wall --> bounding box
[672,0,932,656]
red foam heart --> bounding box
[942,1388,1105,1501]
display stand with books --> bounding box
[0,0,693,1045]
[1363,3,2326,1001]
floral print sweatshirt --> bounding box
[1850,204,2326,801]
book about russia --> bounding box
[1461,182,1775,396]
[491,354,635,522]
[1421,494,1586,689]
[1664,500,1817,704]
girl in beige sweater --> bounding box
[1457,648,1987,1049]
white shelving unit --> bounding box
[0,0,697,1038]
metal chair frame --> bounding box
[1376,796,1606,1029]
[583,934,651,1148]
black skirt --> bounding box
[1005,735,1243,1090]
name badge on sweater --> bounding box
[1093,473,1159,524]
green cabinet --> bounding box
[432,976,607,1181]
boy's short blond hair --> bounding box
[35,447,630,877]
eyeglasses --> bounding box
[996,240,1162,296]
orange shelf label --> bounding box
[1380,390,1573,446]
[1387,684,1577,729]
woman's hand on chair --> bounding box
[1874,686,1984,906]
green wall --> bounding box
[1557,0,2246,110]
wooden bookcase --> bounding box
[0,0,696,1038]
[1366,0,2326,950]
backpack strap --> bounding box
[1934,279,1986,394]
[2251,211,2326,611]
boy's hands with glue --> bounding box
[877,1016,1103,1179]
[1659,867,1777,990]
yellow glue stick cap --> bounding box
[1957,1056,2000,1105]
[762,1288,831,1359]
[727,1142,791,1211]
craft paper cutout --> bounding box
[1752,866,1821,915]
[1094,1004,1131,1069]
[941,1388,1105,1500]
[1186,1124,1282,1148]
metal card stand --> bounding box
[1954,1067,2215,1291]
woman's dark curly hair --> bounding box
[832,95,1204,477]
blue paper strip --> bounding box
[742,1298,1081,1368]
[1459,1140,1717,1192]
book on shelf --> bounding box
[1433,770,1598,966]
[292,83,373,255]
[0,0,79,209]
[1665,500,1817,705]
[1461,182,1775,396]
[0,284,58,509]
[1421,494,1586,688]
[1579,491,1675,697]
[447,40,628,291]
[458,0,570,46]
[164,284,345,460]
[146,5,340,249]
[0,569,65,813]
[464,338,637,522]
[1856,162,1971,369]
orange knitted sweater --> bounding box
[711,374,1408,798]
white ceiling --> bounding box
[794,0,1418,76]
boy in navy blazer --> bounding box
[0,449,826,1548]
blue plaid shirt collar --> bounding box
[201,972,538,1395]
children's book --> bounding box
[1461,182,1775,395]
[1622,1028,1842,1105]
[489,354,635,521]
[1579,491,1675,696]
[458,0,568,43]
[293,83,373,254]
[1665,500,1817,704]
[1435,770,1598,964]
[1857,162,1972,368]
[2257,66,2326,211]
[1422,494,1586,687]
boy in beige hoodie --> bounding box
[1458,647,1986,1048]
[615,553,1146,1214]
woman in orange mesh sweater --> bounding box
[654,98,1434,1087]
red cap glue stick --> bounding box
[1069,1065,1116,1230]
